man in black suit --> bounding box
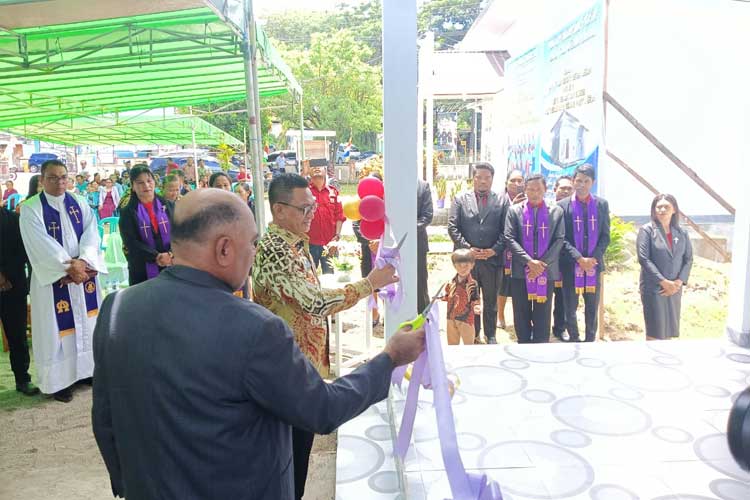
[417,179,433,312]
[504,174,565,343]
[0,207,38,396]
[92,189,424,500]
[552,175,574,341]
[448,163,508,344]
[557,164,610,342]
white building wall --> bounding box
[473,0,750,217]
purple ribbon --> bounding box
[571,195,598,294]
[370,232,403,310]
[522,202,551,303]
[135,198,171,280]
[394,305,503,500]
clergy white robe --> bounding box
[19,193,106,394]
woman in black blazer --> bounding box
[637,194,693,340]
[119,166,174,286]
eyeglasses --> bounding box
[44,175,69,184]
[277,201,317,217]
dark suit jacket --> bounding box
[448,190,509,266]
[0,207,28,297]
[557,196,611,272]
[119,196,174,285]
[92,266,394,500]
[417,179,433,254]
[637,222,693,295]
[504,203,565,280]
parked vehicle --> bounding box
[149,155,240,181]
[266,150,298,173]
[28,152,65,173]
[335,144,360,164]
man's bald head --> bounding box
[171,189,257,290]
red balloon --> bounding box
[359,195,385,221]
[360,218,385,240]
[358,177,384,199]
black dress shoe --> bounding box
[15,382,40,396]
[76,377,93,386]
[487,337,498,344]
[53,387,73,403]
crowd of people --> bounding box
[0,157,694,499]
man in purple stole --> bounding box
[19,160,105,402]
[557,164,610,342]
[504,174,564,343]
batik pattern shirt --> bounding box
[445,274,479,326]
[252,224,373,377]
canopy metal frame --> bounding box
[0,6,301,129]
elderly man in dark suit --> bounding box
[448,162,509,344]
[417,179,434,312]
[92,188,425,500]
[557,164,611,342]
[504,174,565,343]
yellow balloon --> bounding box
[343,198,362,221]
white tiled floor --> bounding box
[335,340,750,499]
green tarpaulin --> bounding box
[0,5,301,130]
[4,113,243,145]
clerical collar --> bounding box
[45,192,66,202]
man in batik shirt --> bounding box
[252,173,398,500]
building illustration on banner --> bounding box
[547,110,590,168]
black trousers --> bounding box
[562,269,601,342]
[1,291,31,385]
[510,278,553,344]
[292,426,316,500]
[417,249,429,313]
[309,244,333,275]
[552,286,566,338]
[471,260,501,341]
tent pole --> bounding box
[190,106,198,185]
[243,0,266,234]
[299,93,305,168]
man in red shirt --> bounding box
[165,158,180,176]
[307,164,345,274]
[237,164,249,182]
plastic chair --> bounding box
[5,193,22,210]
[98,216,120,250]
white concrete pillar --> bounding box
[383,0,418,337]
[424,32,435,186]
[726,111,750,347]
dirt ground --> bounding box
[0,247,728,499]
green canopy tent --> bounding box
[0,1,303,230]
[3,113,243,146]
[0,4,301,128]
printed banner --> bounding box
[436,112,458,152]
[504,1,605,197]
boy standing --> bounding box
[444,249,481,345]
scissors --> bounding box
[388,232,407,251]
[398,283,445,331]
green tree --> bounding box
[418,0,484,49]
[273,29,383,151]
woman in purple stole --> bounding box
[637,194,693,340]
[119,166,174,285]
